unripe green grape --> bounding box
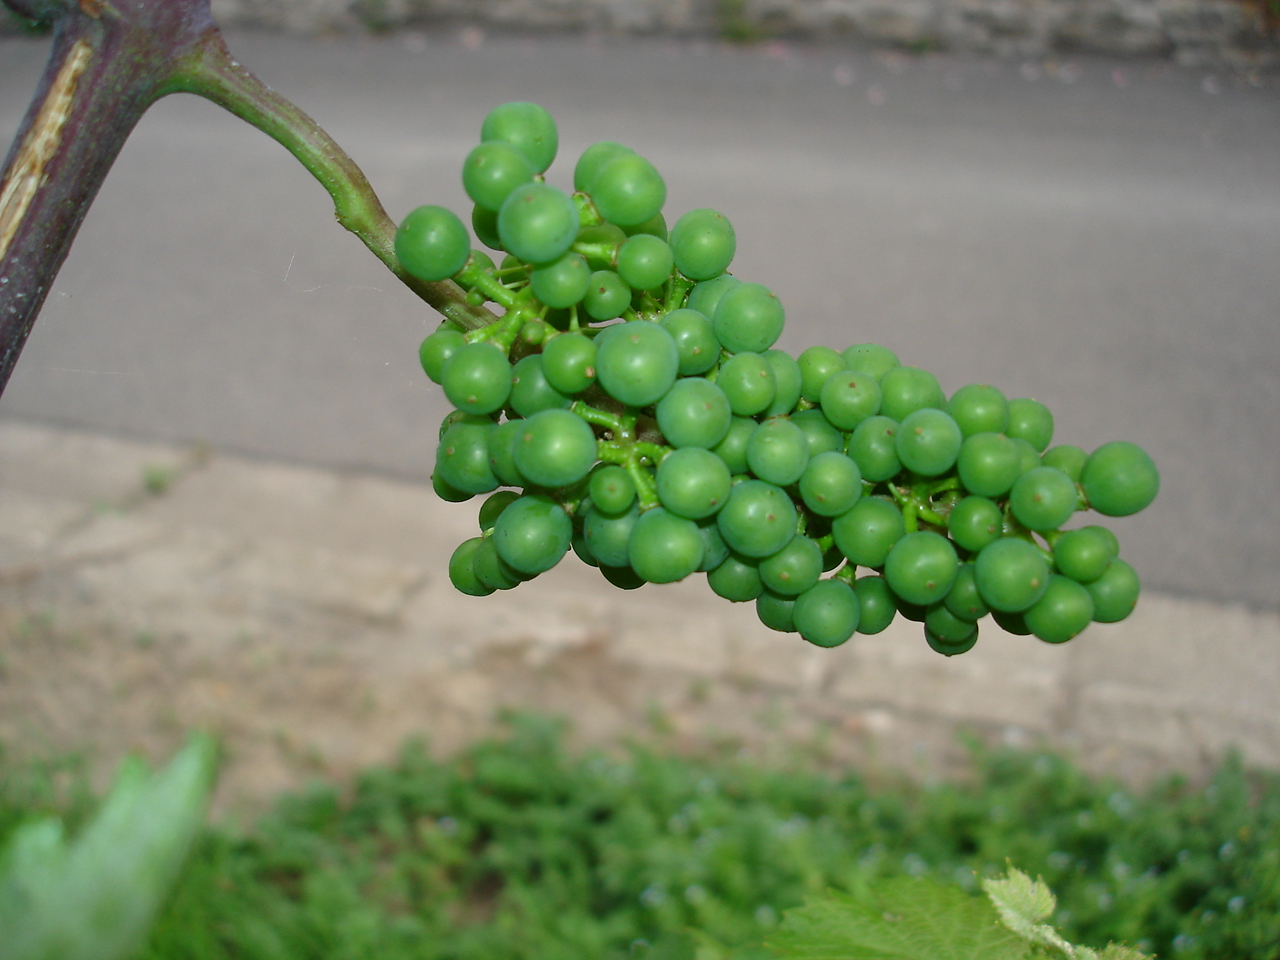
[449,537,496,596]
[820,370,882,431]
[717,480,797,558]
[746,418,809,486]
[478,490,521,532]
[713,282,785,354]
[588,464,635,515]
[656,377,731,449]
[879,366,946,421]
[572,529,598,568]
[1006,398,1055,452]
[956,432,1022,498]
[595,320,679,407]
[493,494,572,575]
[712,416,757,475]
[541,332,597,394]
[574,141,634,192]
[433,470,473,503]
[590,152,666,227]
[1010,466,1079,531]
[616,234,674,290]
[697,516,730,571]
[623,211,668,240]
[509,355,572,417]
[472,205,502,250]
[763,350,803,418]
[670,208,736,280]
[661,308,720,376]
[583,503,639,567]
[513,408,598,488]
[854,575,897,634]
[945,384,1009,437]
[847,416,901,482]
[472,536,523,590]
[759,535,823,596]
[991,609,1031,636]
[583,270,631,320]
[793,579,860,647]
[896,408,963,477]
[419,327,466,384]
[946,496,1004,553]
[628,507,703,584]
[884,531,959,606]
[1041,444,1088,482]
[717,352,776,416]
[1081,441,1160,517]
[925,622,978,656]
[1010,437,1042,476]
[925,602,978,645]
[894,594,929,623]
[685,274,741,318]
[481,101,558,174]
[1087,557,1140,622]
[832,496,905,568]
[442,341,511,415]
[599,564,645,589]
[842,343,899,380]
[498,183,580,265]
[943,563,989,621]
[799,451,862,518]
[797,346,846,402]
[396,205,471,282]
[437,419,499,494]
[656,447,732,519]
[487,419,524,487]
[462,140,536,211]
[708,553,764,602]
[791,409,846,457]
[1052,526,1115,583]
[1025,574,1094,643]
[530,252,591,308]
[756,589,797,633]
[974,537,1050,612]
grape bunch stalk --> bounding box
[397,102,1160,655]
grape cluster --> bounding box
[398,102,1160,655]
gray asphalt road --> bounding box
[2,31,1278,608]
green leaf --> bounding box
[982,866,1074,954]
[0,736,215,960]
[767,879,1030,960]
[1096,945,1153,960]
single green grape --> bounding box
[1009,466,1079,531]
[498,183,580,265]
[656,447,732,519]
[946,496,1004,553]
[513,408,598,488]
[530,252,591,308]
[583,503,639,567]
[1052,526,1116,583]
[756,589,797,633]
[717,352,776,416]
[847,416,901,482]
[956,432,1022,498]
[763,349,803,418]
[449,537,496,596]
[660,309,720,376]
[759,535,823,596]
[493,494,572,575]
[481,101,558,174]
[707,553,764,602]
[842,343,899,379]
[820,370,882,431]
[711,416,757,475]
[884,531,959,606]
[487,419,524,487]
[574,141,634,192]
[798,451,863,518]
[628,507,704,583]
[1025,574,1095,643]
[793,579,860,647]
[670,208,736,280]
[832,496,905,568]
[945,384,1010,437]
[623,211,668,240]
[588,463,635,515]
[541,332,597,394]
[472,204,502,250]
[717,480,797,558]
[1087,557,1141,622]
[472,535,524,590]
[656,377,732,449]
[924,602,979,645]
[432,470,473,503]
[509,355,572,417]
[854,575,897,634]
[1006,397,1055,452]
[616,234,674,290]
[1041,444,1088,482]
[1010,437,1043,476]
[478,490,521,532]
[463,140,536,211]
[746,418,809,487]
[797,346,847,402]
[943,563,989,621]
[583,270,631,320]
[1081,441,1160,517]
[590,152,666,227]
[600,564,646,589]
[697,516,730,571]
[685,274,741,318]
[436,419,499,494]
[879,366,946,422]
[991,608,1031,636]
[419,327,466,384]
[713,282,785,354]
[595,320,680,407]
[896,408,963,477]
[925,622,978,656]
[396,205,471,282]
[974,537,1050,612]
[442,341,512,415]
[791,408,846,457]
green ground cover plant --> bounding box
[4,717,1277,959]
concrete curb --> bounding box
[2,417,1277,813]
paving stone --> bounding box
[0,488,85,566]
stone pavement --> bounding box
[1,417,1277,815]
